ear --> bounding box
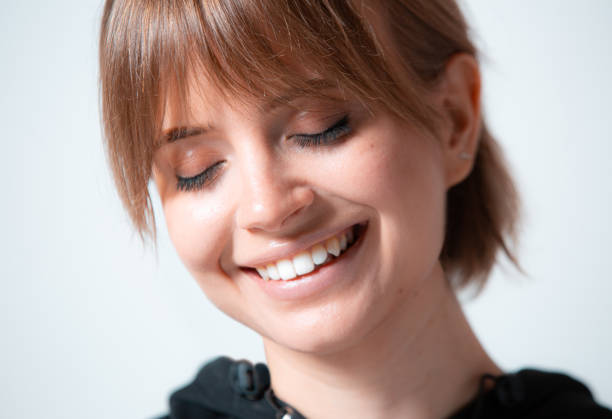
[435,53,482,188]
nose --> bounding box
[235,153,314,232]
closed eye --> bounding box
[176,160,225,192]
[291,115,351,148]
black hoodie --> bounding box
[157,357,612,419]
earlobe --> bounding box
[437,53,482,188]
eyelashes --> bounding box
[291,115,351,148]
[175,114,352,192]
[176,160,225,192]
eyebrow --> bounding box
[264,79,340,111]
[162,126,208,143]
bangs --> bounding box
[104,0,436,136]
[163,0,395,115]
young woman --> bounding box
[99,1,612,418]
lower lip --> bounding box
[242,224,368,301]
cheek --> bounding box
[324,124,446,223]
[326,125,447,273]
[162,191,233,275]
[379,133,446,279]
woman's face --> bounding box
[153,78,450,354]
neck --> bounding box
[262,264,502,419]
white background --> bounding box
[1,1,610,418]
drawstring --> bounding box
[228,359,307,419]
[265,388,307,419]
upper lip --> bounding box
[237,221,365,268]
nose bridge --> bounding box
[236,142,313,232]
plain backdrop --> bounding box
[1,1,610,418]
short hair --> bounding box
[99,0,521,292]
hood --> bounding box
[159,357,611,419]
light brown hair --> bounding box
[99,0,521,291]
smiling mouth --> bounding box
[242,222,368,281]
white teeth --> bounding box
[311,244,328,265]
[256,267,269,281]
[254,227,360,280]
[293,252,315,276]
[326,237,341,257]
[266,264,280,280]
[277,259,297,280]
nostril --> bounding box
[279,187,315,227]
[285,205,305,223]
[237,186,314,232]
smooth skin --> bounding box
[152,53,502,419]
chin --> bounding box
[255,292,383,355]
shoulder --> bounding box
[451,368,612,419]
[517,369,612,418]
